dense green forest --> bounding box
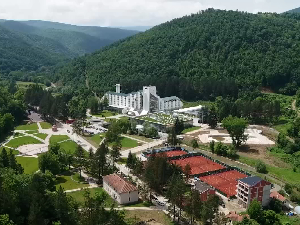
[286,7,300,13]
[53,9,300,101]
[0,20,139,74]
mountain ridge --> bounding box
[54,9,300,101]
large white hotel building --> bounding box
[105,84,183,115]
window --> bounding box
[129,197,131,202]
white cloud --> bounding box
[0,0,299,27]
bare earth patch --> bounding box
[125,210,171,225]
[238,144,289,168]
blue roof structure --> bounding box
[238,176,262,186]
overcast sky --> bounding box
[0,0,299,27]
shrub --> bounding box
[256,161,268,174]
[284,183,293,195]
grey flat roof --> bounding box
[238,176,262,186]
[194,181,212,193]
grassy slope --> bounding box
[238,156,300,185]
[6,136,42,148]
[16,157,39,174]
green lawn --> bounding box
[50,135,70,144]
[34,133,48,140]
[59,140,79,154]
[93,110,117,118]
[182,126,201,134]
[126,135,153,143]
[16,157,39,174]
[6,136,43,148]
[67,187,114,206]
[0,147,19,155]
[55,171,89,190]
[25,130,38,134]
[86,133,105,146]
[118,137,139,149]
[40,122,52,129]
[15,123,39,130]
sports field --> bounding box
[200,170,248,197]
[171,156,225,175]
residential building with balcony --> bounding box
[236,176,271,208]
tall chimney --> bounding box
[116,84,121,93]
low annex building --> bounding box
[103,173,139,205]
[105,84,183,115]
[194,181,216,201]
[236,176,271,208]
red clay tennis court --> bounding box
[171,156,225,175]
[200,170,248,197]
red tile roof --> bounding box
[103,174,138,194]
[270,191,286,202]
[227,212,249,222]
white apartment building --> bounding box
[103,173,139,205]
[105,84,183,115]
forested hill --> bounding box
[0,25,68,73]
[286,7,300,13]
[0,20,139,73]
[54,9,300,101]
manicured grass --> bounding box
[15,123,38,130]
[25,130,38,134]
[34,133,48,140]
[93,110,117,118]
[87,133,105,145]
[50,135,70,144]
[126,134,153,143]
[55,171,89,190]
[16,157,39,174]
[6,136,43,148]
[59,140,79,154]
[0,147,19,155]
[40,122,52,129]
[67,187,114,206]
[120,137,139,149]
[182,126,201,134]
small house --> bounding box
[103,173,139,205]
